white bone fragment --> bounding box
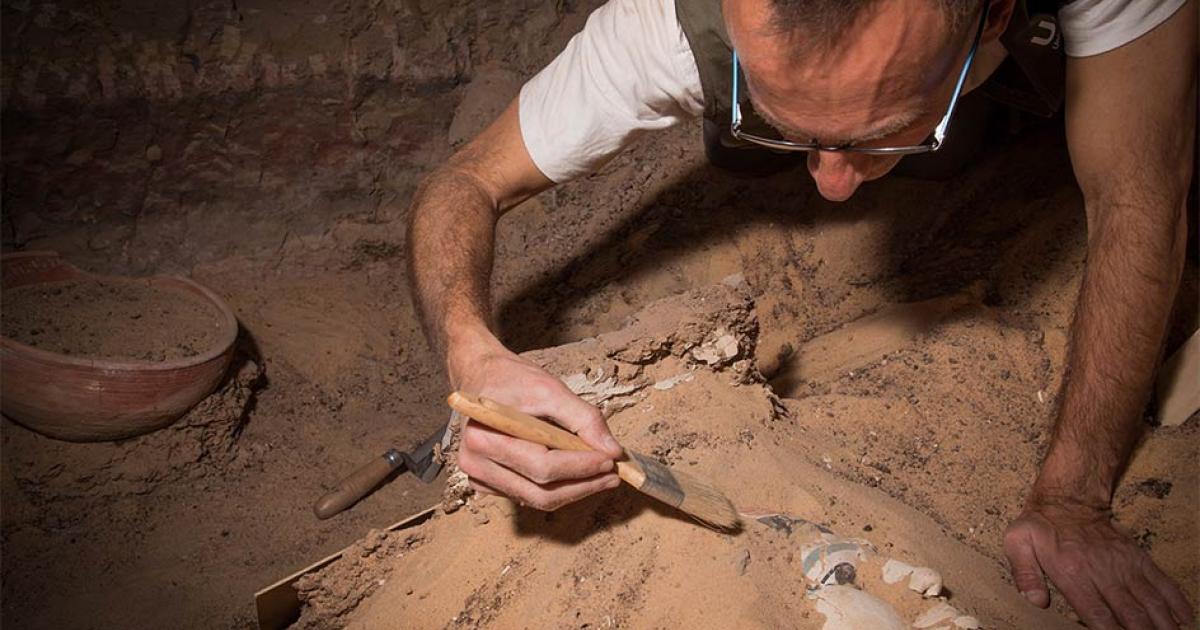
[881,559,914,584]
[913,602,958,628]
[907,567,943,597]
[652,372,694,390]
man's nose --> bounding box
[807,150,865,202]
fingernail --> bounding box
[603,435,622,454]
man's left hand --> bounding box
[1004,498,1194,630]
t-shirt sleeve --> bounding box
[1058,0,1187,57]
[518,0,705,183]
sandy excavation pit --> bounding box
[1,0,1196,628]
[293,284,1197,630]
[2,277,224,361]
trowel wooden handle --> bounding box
[447,391,593,452]
[313,450,404,519]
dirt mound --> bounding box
[293,283,1107,629]
[0,354,263,528]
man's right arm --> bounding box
[407,99,624,510]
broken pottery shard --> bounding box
[691,330,740,366]
[913,602,960,628]
[735,548,751,575]
[908,566,944,597]
[652,372,694,391]
[801,535,872,585]
[561,370,644,406]
[881,559,915,584]
[814,585,906,630]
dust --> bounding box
[2,277,223,360]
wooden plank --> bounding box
[253,505,438,630]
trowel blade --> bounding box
[402,423,447,483]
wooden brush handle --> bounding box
[447,391,648,489]
[447,391,593,451]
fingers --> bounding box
[1003,524,1050,608]
[527,380,623,458]
[466,420,614,482]
[461,450,620,511]
[1128,573,1180,630]
[1050,573,1122,630]
[1142,557,1196,626]
[1097,582,1156,630]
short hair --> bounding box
[766,0,978,53]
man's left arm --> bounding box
[1003,2,1196,629]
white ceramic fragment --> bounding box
[814,585,906,630]
[907,566,944,597]
[801,535,872,584]
[562,371,643,405]
[692,330,740,364]
[881,559,914,584]
[913,602,959,628]
[652,372,694,390]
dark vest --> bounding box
[674,0,1067,175]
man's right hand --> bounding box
[449,342,623,511]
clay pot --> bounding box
[1,251,237,442]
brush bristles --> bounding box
[671,467,741,531]
[635,456,741,531]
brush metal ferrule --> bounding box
[383,448,405,468]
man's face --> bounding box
[725,0,987,202]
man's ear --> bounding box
[982,0,1018,44]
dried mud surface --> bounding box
[2,277,223,360]
[1,1,1196,628]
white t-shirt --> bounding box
[518,0,1186,183]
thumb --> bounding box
[1004,525,1050,608]
[542,386,623,458]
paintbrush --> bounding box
[447,391,740,531]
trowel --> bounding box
[312,424,447,519]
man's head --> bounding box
[724,0,1014,201]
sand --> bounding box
[1,1,1195,626]
[294,283,1197,629]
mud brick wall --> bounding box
[0,0,599,273]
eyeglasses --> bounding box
[730,2,990,155]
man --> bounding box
[407,0,1196,627]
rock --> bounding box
[146,144,163,162]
